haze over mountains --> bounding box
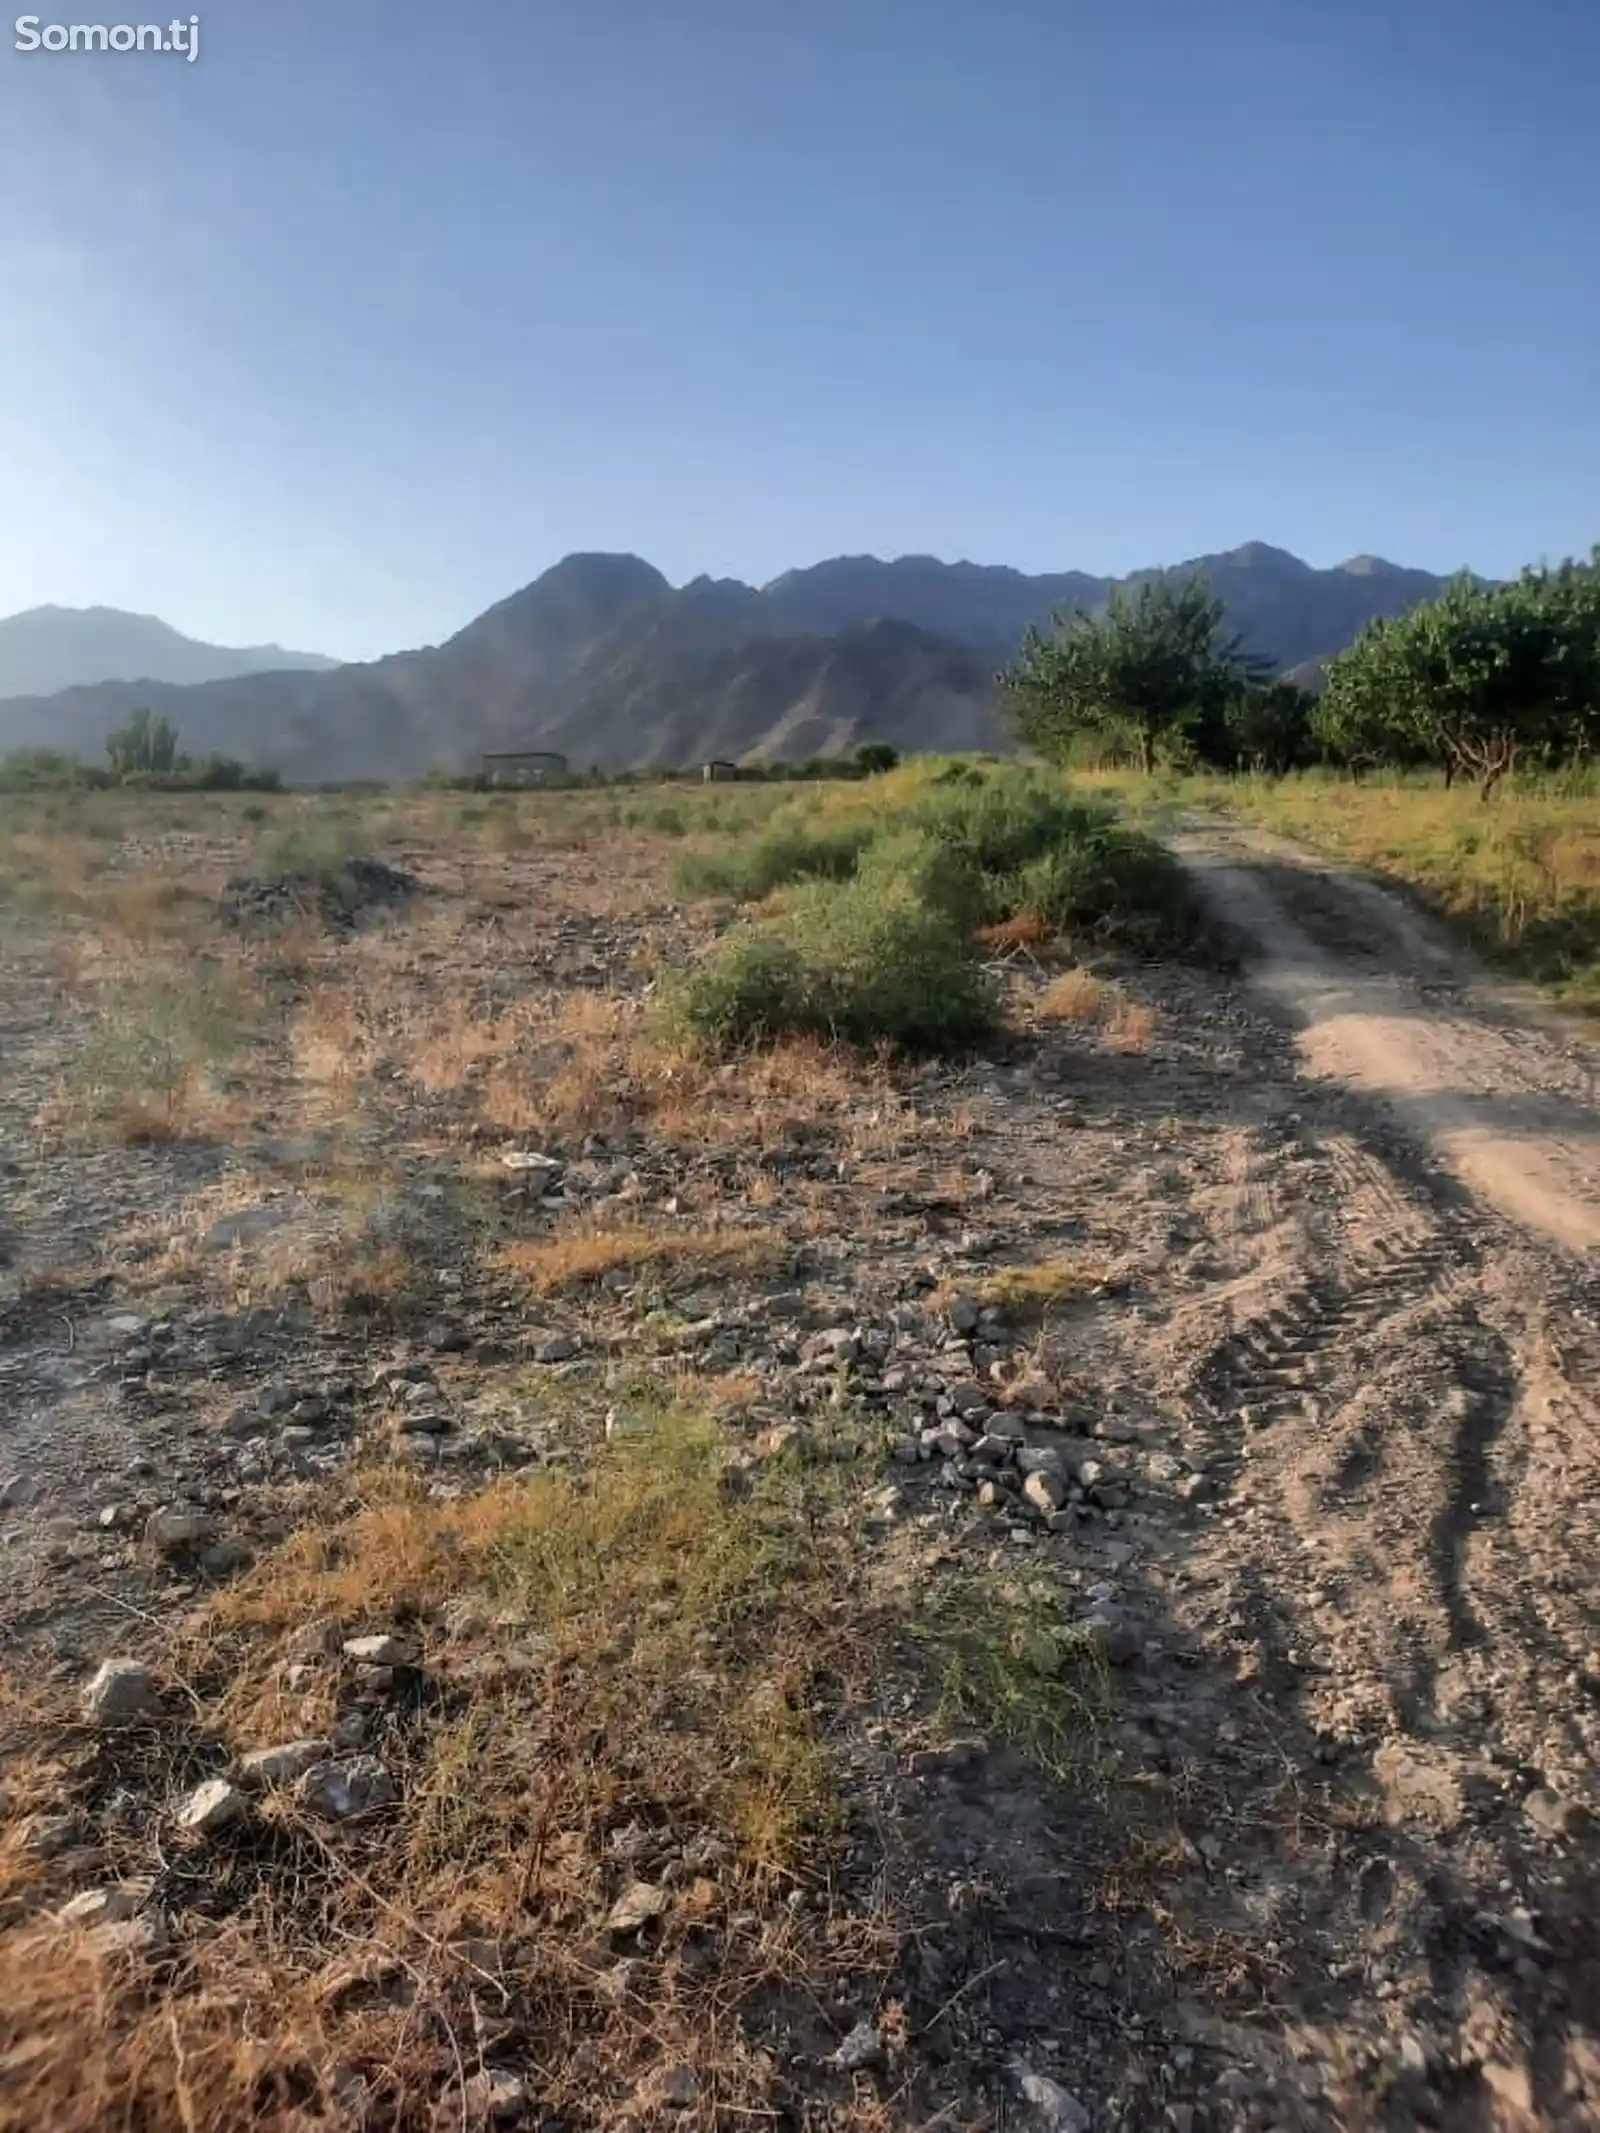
[0,606,337,701]
[0,544,1462,781]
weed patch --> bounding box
[56,961,265,1139]
[922,1573,1115,1791]
[0,1409,893,2130]
[665,762,1210,1055]
[502,1216,786,1295]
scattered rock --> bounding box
[1007,1372,1057,1410]
[946,1293,981,1336]
[1013,2065,1090,2132]
[1082,1610,1142,1667]
[200,1538,254,1578]
[1023,1469,1069,1514]
[0,1474,38,1510]
[1524,1786,1591,1841]
[534,1336,579,1364]
[176,1778,248,1838]
[500,1150,563,1177]
[830,2020,884,2073]
[221,857,419,930]
[342,1633,416,1667]
[463,2070,529,2125]
[82,1658,157,1727]
[296,1757,398,1821]
[393,1408,453,1438]
[144,1507,215,1556]
[607,1880,669,1935]
[236,1738,331,1789]
[424,1317,472,1353]
[57,1884,148,1928]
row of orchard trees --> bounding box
[1002,548,1600,797]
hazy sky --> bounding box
[2,0,1595,660]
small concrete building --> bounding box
[701,759,739,783]
[480,750,570,789]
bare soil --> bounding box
[3,795,1600,2130]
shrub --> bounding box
[852,827,989,931]
[0,749,109,791]
[668,870,995,1055]
[905,770,1107,879]
[854,741,900,775]
[1003,818,1205,954]
[664,757,1212,1055]
[672,815,877,900]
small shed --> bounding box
[481,750,570,789]
[701,759,739,783]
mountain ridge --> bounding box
[0,543,1471,779]
[0,604,338,701]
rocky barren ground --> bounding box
[2,785,1599,2132]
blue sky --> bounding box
[2,0,1595,660]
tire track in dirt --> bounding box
[1167,818,1600,1777]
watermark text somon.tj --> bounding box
[14,14,200,59]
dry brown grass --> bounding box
[975,910,1055,949]
[0,829,107,915]
[501,1215,785,1296]
[941,1254,1107,1321]
[1036,967,1156,1051]
[43,952,267,1144]
[96,867,218,950]
[0,1410,903,2131]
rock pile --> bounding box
[219,857,419,930]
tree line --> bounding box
[1002,547,1600,797]
[0,710,281,792]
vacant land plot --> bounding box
[2,772,1600,2130]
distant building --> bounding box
[480,750,569,788]
[701,759,739,783]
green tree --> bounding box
[854,741,900,775]
[1220,677,1319,774]
[1001,573,1263,775]
[106,709,183,780]
[1319,555,1600,797]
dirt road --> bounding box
[1147,816,1600,2126]
[1176,817,1600,1255]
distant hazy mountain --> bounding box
[0,545,1462,780]
[0,605,338,700]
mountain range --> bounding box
[0,605,337,701]
[0,545,1462,781]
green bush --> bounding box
[904,771,1107,879]
[1004,821,1204,954]
[668,870,995,1055]
[663,758,1213,1056]
[672,815,877,900]
[852,827,989,932]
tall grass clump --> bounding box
[672,815,877,900]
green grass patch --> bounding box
[923,1573,1116,1791]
